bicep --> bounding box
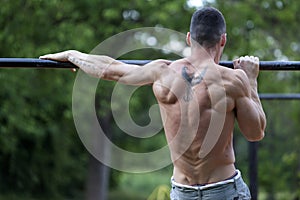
[99,58,150,84]
[118,65,158,85]
[117,60,170,85]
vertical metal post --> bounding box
[85,99,112,200]
[249,141,258,200]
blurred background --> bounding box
[0,0,300,199]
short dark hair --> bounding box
[190,7,226,48]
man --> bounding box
[41,7,266,200]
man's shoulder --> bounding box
[169,58,189,67]
[222,68,250,97]
[231,69,249,84]
[217,65,247,81]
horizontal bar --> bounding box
[1,58,300,70]
[0,58,76,69]
[259,93,300,100]
[1,59,300,99]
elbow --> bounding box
[251,117,266,141]
[247,131,265,142]
[243,124,265,142]
[244,117,266,142]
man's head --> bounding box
[188,7,226,50]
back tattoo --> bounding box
[181,66,208,102]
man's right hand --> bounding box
[233,56,259,80]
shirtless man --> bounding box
[41,7,266,200]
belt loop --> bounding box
[233,175,238,190]
[198,188,202,200]
[234,170,241,191]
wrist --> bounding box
[249,79,257,87]
[249,79,259,96]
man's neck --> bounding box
[191,45,219,59]
[187,47,218,69]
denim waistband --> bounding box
[171,170,241,191]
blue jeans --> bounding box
[170,170,251,200]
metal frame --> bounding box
[259,93,300,100]
[1,58,300,70]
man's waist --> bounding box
[171,170,241,191]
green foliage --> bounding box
[147,185,170,200]
[215,0,300,60]
[0,0,97,198]
[0,68,87,198]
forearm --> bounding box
[249,79,261,105]
[40,50,132,80]
[68,53,163,85]
[236,98,266,141]
[250,98,266,134]
[67,52,125,79]
[249,79,267,133]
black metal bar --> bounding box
[0,58,76,69]
[1,58,300,70]
[259,93,300,100]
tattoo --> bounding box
[69,56,100,77]
[71,58,93,69]
[181,66,207,102]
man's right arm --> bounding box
[233,56,266,141]
[40,50,171,86]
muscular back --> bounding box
[152,58,241,185]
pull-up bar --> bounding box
[1,58,300,70]
[259,93,300,100]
